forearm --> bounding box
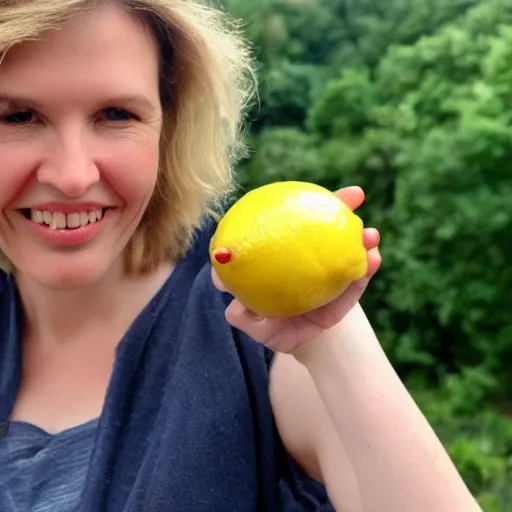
[295,304,481,512]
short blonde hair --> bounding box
[0,0,256,273]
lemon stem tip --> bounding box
[213,248,232,264]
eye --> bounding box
[102,108,134,122]
[2,111,34,124]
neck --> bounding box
[15,259,173,346]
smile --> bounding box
[19,207,114,246]
[23,208,109,230]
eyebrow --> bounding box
[0,93,159,112]
[99,94,159,112]
[0,94,28,111]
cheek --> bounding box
[0,143,38,209]
[96,135,161,209]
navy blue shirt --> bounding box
[0,220,333,511]
[0,419,97,511]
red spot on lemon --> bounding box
[213,248,232,264]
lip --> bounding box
[22,208,111,247]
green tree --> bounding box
[221,0,512,504]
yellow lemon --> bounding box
[210,181,367,318]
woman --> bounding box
[0,1,482,511]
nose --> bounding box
[36,126,100,198]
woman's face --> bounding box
[0,5,163,289]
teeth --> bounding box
[31,210,44,224]
[80,211,89,227]
[54,212,66,229]
[67,212,80,229]
[29,208,105,229]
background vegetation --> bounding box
[220,0,512,509]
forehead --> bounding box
[0,4,160,102]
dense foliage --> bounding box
[220,0,512,508]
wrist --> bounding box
[291,326,339,369]
[291,303,384,371]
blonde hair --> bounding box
[0,0,257,273]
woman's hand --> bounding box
[211,186,381,355]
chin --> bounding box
[40,271,106,291]
[18,253,122,292]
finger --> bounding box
[225,299,249,328]
[225,298,262,324]
[211,267,229,292]
[312,248,381,324]
[335,186,365,211]
[366,247,382,278]
[308,278,370,327]
[329,269,375,318]
[363,228,380,250]
[222,296,250,329]
[225,299,278,340]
